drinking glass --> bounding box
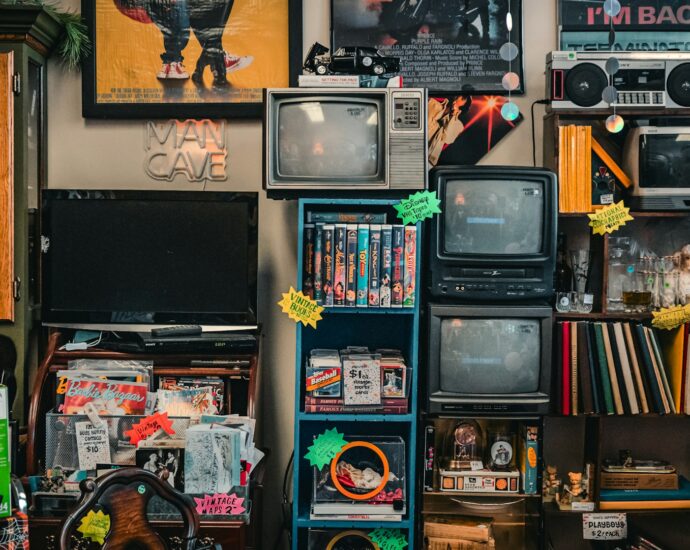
[622,260,652,313]
[569,249,591,294]
[607,237,631,312]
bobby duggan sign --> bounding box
[144,120,227,183]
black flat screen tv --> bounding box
[41,190,258,327]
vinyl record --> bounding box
[667,63,690,107]
[326,530,377,550]
[565,63,607,107]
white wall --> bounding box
[47,1,556,546]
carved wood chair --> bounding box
[59,468,200,550]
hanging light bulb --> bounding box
[605,114,624,133]
[603,0,622,17]
[501,101,520,121]
[506,12,513,32]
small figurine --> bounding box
[568,472,583,498]
[543,465,559,495]
[303,42,400,76]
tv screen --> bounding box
[42,191,258,325]
[439,318,541,394]
[443,179,544,255]
[277,100,382,179]
[640,134,690,188]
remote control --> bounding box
[151,325,202,338]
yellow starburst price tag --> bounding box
[278,286,324,329]
[588,201,634,235]
[77,509,111,544]
[652,304,690,330]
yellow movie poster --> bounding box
[83,0,301,117]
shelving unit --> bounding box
[291,198,421,549]
[541,106,690,547]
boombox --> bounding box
[546,51,690,110]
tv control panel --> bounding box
[434,281,551,301]
[392,97,421,130]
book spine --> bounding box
[649,327,676,414]
[585,322,602,414]
[356,225,370,307]
[307,212,388,223]
[345,225,358,307]
[313,223,324,304]
[607,322,630,414]
[594,323,615,415]
[624,322,649,414]
[333,224,347,307]
[303,224,315,299]
[614,322,639,414]
[645,326,671,414]
[577,322,594,414]
[368,225,381,307]
[391,225,405,307]
[380,225,393,308]
[602,322,624,415]
[562,321,571,416]
[304,404,408,414]
[571,321,578,416]
[635,323,664,414]
[403,226,417,308]
[322,225,334,307]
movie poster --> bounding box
[84,0,299,117]
[331,0,523,94]
[559,0,690,51]
[428,95,522,166]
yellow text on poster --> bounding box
[588,201,634,235]
[278,287,323,329]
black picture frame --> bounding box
[330,0,524,95]
[82,0,303,119]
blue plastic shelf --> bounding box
[297,413,415,422]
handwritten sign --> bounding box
[343,359,381,406]
[123,412,175,446]
[394,190,442,225]
[194,493,246,516]
[304,428,347,470]
[369,528,409,550]
[582,513,627,540]
[77,510,111,544]
[652,304,690,330]
[278,287,324,329]
[75,421,111,470]
[588,201,634,235]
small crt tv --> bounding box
[429,166,558,301]
[623,126,690,210]
[263,88,427,197]
[427,305,552,415]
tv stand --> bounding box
[25,327,264,549]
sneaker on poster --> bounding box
[224,53,253,74]
[157,62,189,80]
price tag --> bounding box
[193,493,246,516]
[652,304,690,330]
[470,461,484,471]
[75,421,111,471]
[394,190,442,225]
[123,412,175,446]
[369,528,408,550]
[304,427,347,470]
[277,287,324,329]
[343,359,381,406]
[582,513,627,540]
[77,510,111,544]
[588,201,634,235]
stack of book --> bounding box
[302,211,416,308]
[600,476,690,510]
[555,321,690,415]
[424,517,495,549]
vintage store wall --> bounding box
[46,0,556,546]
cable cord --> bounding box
[531,99,551,167]
[270,450,294,549]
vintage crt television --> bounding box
[623,127,690,210]
[263,87,427,196]
[427,305,552,415]
[429,166,558,301]
[41,190,258,328]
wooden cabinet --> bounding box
[0,6,62,422]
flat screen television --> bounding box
[429,166,558,301]
[427,305,552,415]
[263,88,427,196]
[41,190,258,327]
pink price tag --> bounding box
[193,493,246,516]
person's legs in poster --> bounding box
[147,0,191,79]
[189,0,252,86]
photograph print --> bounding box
[331,0,524,94]
[82,0,302,118]
[136,447,185,491]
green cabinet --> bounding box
[0,6,62,421]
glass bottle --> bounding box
[607,237,631,312]
[555,233,573,292]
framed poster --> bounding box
[331,0,524,95]
[558,0,690,51]
[82,0,302,118]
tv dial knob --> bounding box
[456,285,465,291]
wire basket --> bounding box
[45,412,192,471]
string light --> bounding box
[603,0,623,133]
[500,0,519,121]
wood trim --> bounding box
[0,34,49,57]
[0,52,14,322]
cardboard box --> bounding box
[600,471,679,490]
[0,386,10,517]
[519,425,539,495]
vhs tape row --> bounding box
[302,211,416,308]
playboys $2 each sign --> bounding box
[582,513,627,540]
